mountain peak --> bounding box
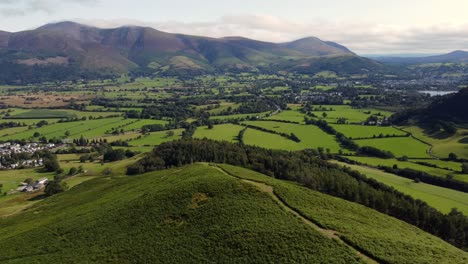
[281,36,354,56]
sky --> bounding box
[0,0,468,55]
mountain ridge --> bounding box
[0,21,384,80]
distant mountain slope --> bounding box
[281,37,354,56]
[0,163,465,263]
[0,21,383,81]
[0,31,10,48]
[375,50,468,65]
[391,88,468,125]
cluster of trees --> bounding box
[127,139,468,250]
[357,146,395,159]
[0,122,25,130]
[215,99,277,116]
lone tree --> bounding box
[449,152,458,161]
[44,176,68,196]
[462,163,468,174]
[43,151,61,173]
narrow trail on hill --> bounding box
[208,164,379,264]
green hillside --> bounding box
[0,163,466,263]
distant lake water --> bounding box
[419,90,458,96]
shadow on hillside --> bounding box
[421,127,453,140]
[28,194,48,201]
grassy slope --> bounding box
[242,121,341,152]
[355,137,430,158]
[330,124,407,139]
[345,156,468,182]
[0,164,362,263]
[402,126,468,159]
[193,124,244,143]
[219,164,468,264]
[330,161,468,214]
[129,129,184,146]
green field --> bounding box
[0,117,128,141]
[331,161,468,215]
[243,128,304,151]
[410,159,463,172]
[331,124,407,139]
[122,119,169,131]
[355,137,431,158]
[310,105,393,123]
[5,109,76,119]
[402,126,468,159]
[344,156,468,182]
[242,121,341,152]
[209,112,270,120]
[193,124,244,143]
[265,110,305,123]
[129,129,184,146]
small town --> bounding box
[0,142,58,169]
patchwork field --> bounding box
[331,161,468,215]
[129,129,184,146]
[193,124,244,143]
[265,110,305,123]
[210,112,270,120]
[402,126,468,159]
[345,156,468,182]
[355,137,431,158]
[330,124,407,139]
[0,117,128,141]
[242,121,341,152]
[243,128,303,151]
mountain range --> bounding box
[373,50,468,65]
[0,21,382,78]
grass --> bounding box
[310,105,393,123]
[129,129,184,146]
[209,112,270,120]
[121,119,169,132]
[5,109,76,119]
[0,164,363,263]
[220,164,468,264]
[330,124,407,139]
[0,117,128,141]
[193,124,244,143]
[243,128,304,151]
[355,137,431,158]
[402,126,468,159]
[265,110,305,123]
[344,156,468,182]
[242,121,341,152]
[410,159,463,172]
[330,161,468,215]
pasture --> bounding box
[193,124,244,143]
[354,137,431,158]
[402,126,468,159]
[242,121,341,152]
[331,161,468,215]
[330,124,407,139]
[129,129,184,146]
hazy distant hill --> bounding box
[375,50,468,65]
[0,21,383,82]
[391,88,468,125]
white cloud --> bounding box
[0,0,98,16]
[76,15,468,54]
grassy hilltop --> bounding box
[0,163,466,263]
